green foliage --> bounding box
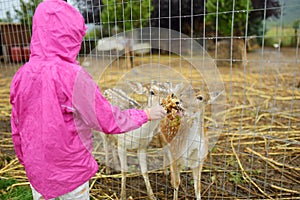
[85,28,101,39]
[101,0,153,32]
[264,26,296,47]
[14,0,42,32]
[0,179,17,190]
[229,172,246,184]
[6,11,13,23]
[0,179,32,200]
[253,169,262,175]
[248,18,266,45]
[206,0,253,36]
[292,20,300,30]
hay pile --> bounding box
[204,69,300,199]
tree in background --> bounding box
[205,0,252,66]
[248,0,281,41]
[144,0,280,38]
[14,0,42,32]
[205,0,281,66]
[100,0,153,33]
[292,19,299,46]
[150,0,205,37]
[206,0,253,37]
[205,0,281,37]
[5,11,13,23]
[73,0,103,24]
[0,11,13,23]
[72,0,281,40]
[74,0,205,36]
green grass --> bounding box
[264,26,298,47]
[0,179,32,200]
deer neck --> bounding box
[141,119,160,136]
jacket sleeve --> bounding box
[73,69,148,134]
[10,89,24,165]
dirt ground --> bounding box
[0,47,299,199]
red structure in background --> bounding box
[10,46,30,62]
[22,46,30,61]
[11,47,23,62]
[0,23,31,63]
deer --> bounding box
[103,80,178,200]
[102,81,208,200]
[156,83,209,200]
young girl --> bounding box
[10,0,165,199]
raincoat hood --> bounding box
[30,0,87,63]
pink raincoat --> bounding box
[10,0,148,199]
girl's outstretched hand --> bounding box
[145,105,166,121]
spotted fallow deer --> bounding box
[157,83,209,200]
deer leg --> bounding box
[164,147,180,200]
[192,162,203,200]
[159,134,170,176]
[163,149,170,176]
[169,159,180,200]
[112,142,120,171]
[103,135,111,174]
[118,144,128,200]
[138,148,156,200]
[107,135,120,172]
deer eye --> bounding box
[150,91,155,95]
[197,95,203,101]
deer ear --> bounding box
[173,83,184,94]
[126,80,146,94]
[173,82,193,96]
[150,81,172,94]
[162,82,172,92]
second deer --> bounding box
[157,83,209,200]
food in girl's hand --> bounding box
[160,93,183,142]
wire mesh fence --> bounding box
[0,0,299,199]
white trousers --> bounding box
[30,181,90,200]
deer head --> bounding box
[126,80,178,109]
